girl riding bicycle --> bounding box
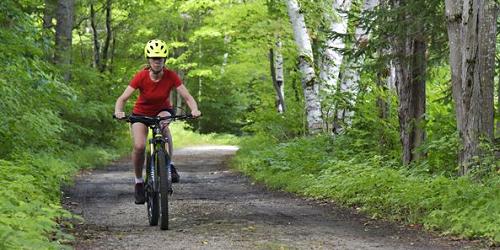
[114,39,201,204]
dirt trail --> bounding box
[64,145,485,249]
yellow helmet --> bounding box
[144,39,168,58]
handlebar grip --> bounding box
[113,114,128,120]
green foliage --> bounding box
[244,96,305,140]
[170,121,239,148]
[409,65,460,175]
[0,145,127,249]
[341,83,401,159]
[233,135,500,243]
[173,0,297,134]
[0,1,130,248]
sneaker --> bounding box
[134,182,145,204]
[171,164,179,183]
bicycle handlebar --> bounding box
[113,114,198,125]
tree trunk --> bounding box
[109,34,116,73]
[90,3,100,69]
[394,38,427,165]
[445,0,496,174]
[334,0,379,133]
[100,0,112,72]
[286,0,323,134]
[319,0,352,133]
[220,35,231,74]
[54,0,74,81]
[275,39,285,113]
[319,0,352,93]
[496,11,500,155]
[392,1,427,165]
[269,40,286,113]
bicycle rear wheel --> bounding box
[157,149,171,230]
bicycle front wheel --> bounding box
[157,149,171,230]
[146,154,159,226]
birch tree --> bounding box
[445,0,497,174]
[286,0,323,134]
[318,0,352,132]
[334,0,379,133]
[270,39,286,113]
[319,0,352,93]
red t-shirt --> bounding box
[129,68,182,116]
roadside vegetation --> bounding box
[170,122,239,149]
[0,2,129,249]
[233,134,499,244]
[232,69,499,244]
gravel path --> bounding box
[64,145,486,249]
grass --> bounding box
[170,121,239,148]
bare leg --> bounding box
[131,123,148,179]
[158,110,174,158]
[163,126,174,157]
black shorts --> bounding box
[131,108,175,125]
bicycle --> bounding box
[114,114,193,230]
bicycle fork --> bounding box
[148,139,157,192]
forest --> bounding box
[0,0,498,248]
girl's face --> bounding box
[148,57,165,72]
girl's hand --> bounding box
[191,110,201,118]
[114,111,126,119]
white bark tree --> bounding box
[286,0,323,134]
[445,0,497,174]
[318,0,352,133]
[221,35,231,74]
[319,0,352,92]
[334,0,379,133]
[275,40,285,113]
[270,39,285,113]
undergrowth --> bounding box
[232,134,500,244]
[0,143,129,249]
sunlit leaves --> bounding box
[188,68,215,79]
[179,0,227,14]
[190,26,223,42]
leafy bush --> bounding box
[0,157,75,249]
[233,135,500,244]
[0,2,130,248]
[244,99,305,141]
